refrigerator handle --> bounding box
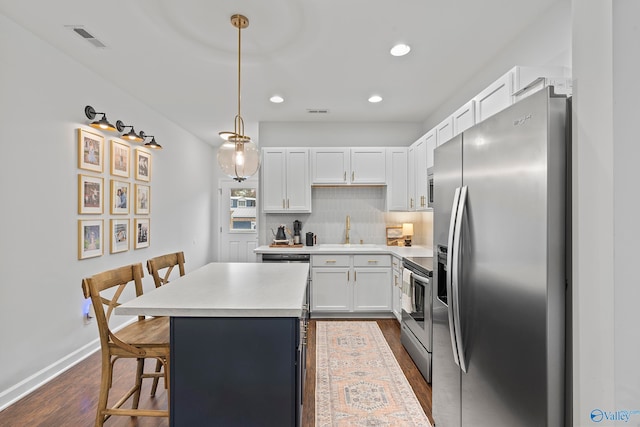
[452,185,468,373]
[446,187,461,367]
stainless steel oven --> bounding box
[401,256,433,383]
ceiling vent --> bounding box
[306,109,330,114]
[67,26,107,48]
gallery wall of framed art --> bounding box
[76,129,153,259]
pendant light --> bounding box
[217,14,260,182]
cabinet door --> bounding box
[436,116,454,147]
[350,148,386,184]
[425,130,437,170]
[261,149,287,212]
[452,100,476,136]
[474,70,513,123]
[285,149,311,212]
[407,144,416,211]
[311,268,350,312]
[353,268,391,311]
[311,148,349,184]
[392,268,402,321]
[414,136,429,211]
[386,147,408,211]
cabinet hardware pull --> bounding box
[287,199,290,209]
[326,260,336,263]
[344,171,346,181]
[354,271,357,281]
[410,198,414,208]
[352,171,355,182]
[282,199,285,209]
[347,271,350,281]
[368,260,378,264]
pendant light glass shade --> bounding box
[217,138,260,182]
[217,14,260,182]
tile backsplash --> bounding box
[261,186,432,248]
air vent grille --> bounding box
[67,26,107,48]
[306,109,330,114]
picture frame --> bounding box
[386,226,403,246]
[134,218,150,249]
[78,219,103,259]
[135,148,151,182]
[110,139,130,178]
[110,218,130,254]
[110,179,130,215]
[78,174,104,214]
[78,128,104,173]
[135,184,150,215]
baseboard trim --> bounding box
[0,318,135,412]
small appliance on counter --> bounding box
[306,232,316,246]
[270,225,289,246]
[293,220,302,245]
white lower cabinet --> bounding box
[391,255,403,322]
[311,254,391,314]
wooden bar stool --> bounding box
[81,263,170,427]
[146,251,186,288]
[145,251,185,395]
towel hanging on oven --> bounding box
[402,268,415,313]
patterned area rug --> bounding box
[315,321,431,426]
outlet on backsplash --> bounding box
[260,186,433,249]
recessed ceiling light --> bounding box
[390,43,411,57]
[270,95,284,103]
[368,95,383,103]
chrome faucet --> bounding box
[345,215,350,244]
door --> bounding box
[219,180,258,262]
[432,134,462,427]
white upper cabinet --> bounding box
[310,148,349,184]
[407,144,416,211]
[425,129,437,170]
[452,100,476,136]
[262,148,311,213]
[473,70,513,123]
[311,148,386,185]
[436,116,454,147]
[414,135,429,211]
[351,148,386,184]
[386,147,408,211]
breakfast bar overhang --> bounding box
[116,262,310,426]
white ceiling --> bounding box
[0,0,563,146]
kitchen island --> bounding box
[115,262,310,427]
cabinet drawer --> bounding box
[353,255,391,267]
[312,255,350,267]
[391,256,402,272]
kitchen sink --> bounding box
[316,244,382,249]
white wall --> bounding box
[422,0,572,132]
[572,1,640,425]
[0,13,218,409]
[259,121,424,147]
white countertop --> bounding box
[115,262,309,318]
[254,244,432,258]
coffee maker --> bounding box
[293,220,302,244]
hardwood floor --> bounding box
[0,319,433,426]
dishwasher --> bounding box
[262,252,311,410]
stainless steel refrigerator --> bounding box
[432,87,568,427]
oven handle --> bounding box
[410,271,430,284]
[446,187,461,368]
